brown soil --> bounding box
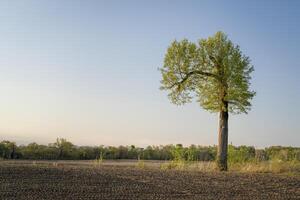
[0,161,299,200]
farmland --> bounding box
[0,160,299,199]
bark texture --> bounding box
[217,103,229,171]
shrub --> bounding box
[228,145,255,164]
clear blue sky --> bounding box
[0,0,299,147]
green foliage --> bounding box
[21,143,57,159]
[228,145,255,164]
[171,144,185,161]
[0,141,17,159]
[255,149,268,162]
[186,145,197,161]
[1,139,299,165]
[162,144,188,170]
[160,31,255,114]
[265,146,300,162]
[52,138,76,159]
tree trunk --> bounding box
[217,103,229,171]
[10,144,15,159]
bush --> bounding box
[265,146,300,162]
[255,149,268,162]
[228,145,255,164]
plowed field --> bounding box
[0,161,299,199]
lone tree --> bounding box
[160,32,255,171]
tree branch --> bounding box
[168,70,220,89]
[227,100,240,106]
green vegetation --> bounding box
[0,139,297,162]
[160,32,255,171]
[1,138,299,175]
[0,139,216,161]
[157,145,300,175]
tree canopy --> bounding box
[160,31,255,114]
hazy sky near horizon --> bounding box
[0,0,299,147]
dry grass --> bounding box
[2,159,299,175]
[229,160,300,175]
[159,160,300,176]
[136,159,146,169]
[160,161,217,172]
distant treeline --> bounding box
[0,138,299,162]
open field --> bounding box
[0,160,299,200]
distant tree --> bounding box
[1,138,299,162]
[160,32,255,170]
[128,145,137,159]
[53,138,75,159]
[118,146,129,159]
[0,141,16,159]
